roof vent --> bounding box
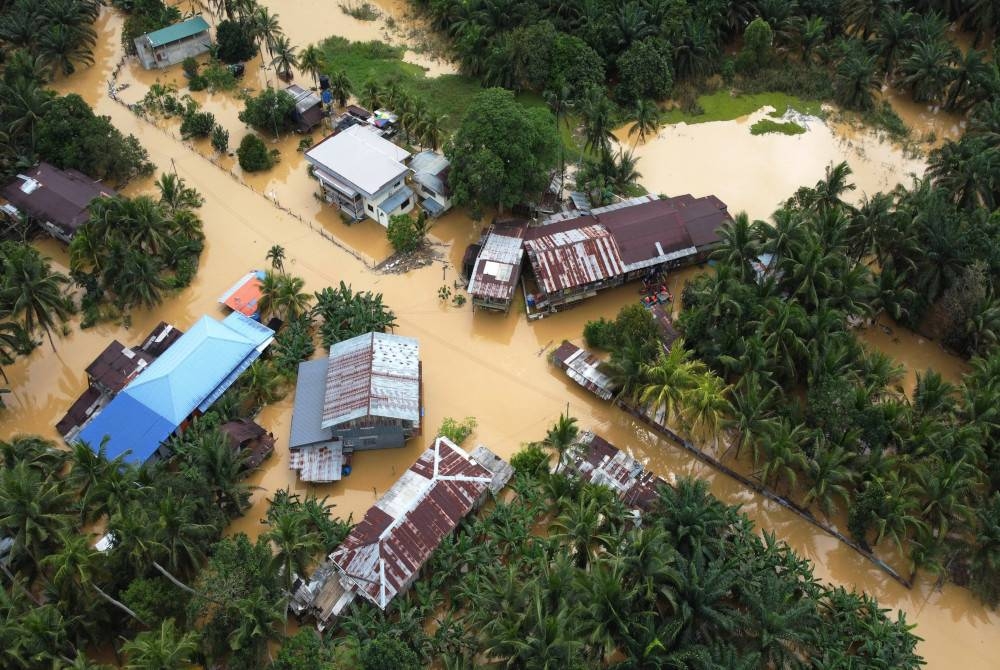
[16,176,40,194]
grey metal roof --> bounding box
[305,126,410,198]
[468,223,527,302]
[290,359,335,449]
[378,185,414,214]
[409,150,450,196]
[321,332,421,429]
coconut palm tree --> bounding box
[833,47,879,112]
[874,10,915,77]
[328,69,353,108]
[122,618,198,670]
[154,173,203,214]
[757,419,808,494]
[4,79,53,150]
[0,318,27,384]
[579,87,615,156]
[802,440,856,519]
[264,510,322,591]
[726,374,777,462]
[298,44,323,88]
[639,343,705,427]
[795,15,826,64]
[712,212,760,282]
[0,461,75,568]
[899,40,958,103]
[266,244,286,273]
[628,99,660,143]
[228,586,285,663]
[359,78,382,111]
[154,491,216,578]
[0,243,73,350]
[682,373,731,452]
[37,23,96,77]
[252,5,283,57]
[542,412,578,473]
[269,35,298,81]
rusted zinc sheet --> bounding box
[550,342,616,400]
[329,436,498,610]
[468,222,528,304]
[85,341,154,394]
[524,224,625,295]
[563,432,667,514]
[321,332,421,429]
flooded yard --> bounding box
[5,4,998,667]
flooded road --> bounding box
[6,6,998,667]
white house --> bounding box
[408,149,452,217]
[305,125,414,226]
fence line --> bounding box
[616,400,913,590]
[107,58,376,269]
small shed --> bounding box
[285,84,325,132]
[134,16,211,70]
[467,220,527,313]
[408,150,452,216]
[550,342,616,401]
[563,432,667,515]
[218,270,265,319]
[220,418,275,470]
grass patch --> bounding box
[661,90,823,125]
[315,36,579,154]
[750,118,807,136]
[339,1,380,20]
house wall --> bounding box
[312,167,411,226]
[412,181,452,214]
[366,179,413,227]
[135,33,211,70]
[38,219,73,244]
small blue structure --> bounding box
[79,312,274,464]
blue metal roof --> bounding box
[78,313,273,464]
[78,394,176,464]
[421,196,445,217]
[145,16,210,48]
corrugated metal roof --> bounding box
[564,432,667,513]
[551,343,615,400]
[321,332,421,429]
[378,185,413,214]
[218,270,264,317]
[145,16,210,48]
[524,224,625,294]
[0,163,117,237]
[409,150,450,196]
[290,359,336,449]
[330,437,497,609]
[467,223,527,302]
[305,125,410,197]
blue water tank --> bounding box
[321,89,333,105]
[342,464,352,477]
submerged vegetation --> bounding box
[750,118,807,136]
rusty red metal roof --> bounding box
[524,224,625,294]
[467,221,527,303]
[85,341,154,393]
[330,437,496,609]
[565,432,667,513]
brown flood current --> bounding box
[5,6,997,667]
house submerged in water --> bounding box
[465,194,733,318]
[288,332,422,483]
[290,436,513,627]
[134,16,211,70]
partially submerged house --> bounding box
[134,16,211,70]
[408,150,452,217]
[289,332,422,483]
[218,270,265,319]
[286,84,325,132]
[562,431,667,514]
[77,313,274,465]
[56,322,182,443]
[550,341,616,401]
[305,125,413,226]
[0,163,117,243]
[220,418,276,470]
[293,437,513,626]
[467,220,527,313]
[523,194,732,314]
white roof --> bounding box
[305,125,410,197]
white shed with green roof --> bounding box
[134,16,212,70]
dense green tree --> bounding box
[446,88,558,214]
[616,37,674,103]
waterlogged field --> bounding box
[5,3,996,667]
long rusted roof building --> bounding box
[523,194,731,312]
[327,436,510,611]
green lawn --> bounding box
[315,36,581,154]
[749,118,807,136]
[661,90,823,125]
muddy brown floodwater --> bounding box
[4,6,997,667]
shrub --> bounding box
[188,75,208,91]
[180,110,216,139]
[510,443,549,479]
[202,62,237,91]
[750,119,806,136]
[237,133,277,172]
[438,416,477,445]
[386,212,425,254]
[211,125,229,153]
[182,56,199,78]
[238,88,297,135]
[583,319,616,349]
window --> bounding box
[367,203,374,212]
[400,198,410,209]
[394,180,401,187]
